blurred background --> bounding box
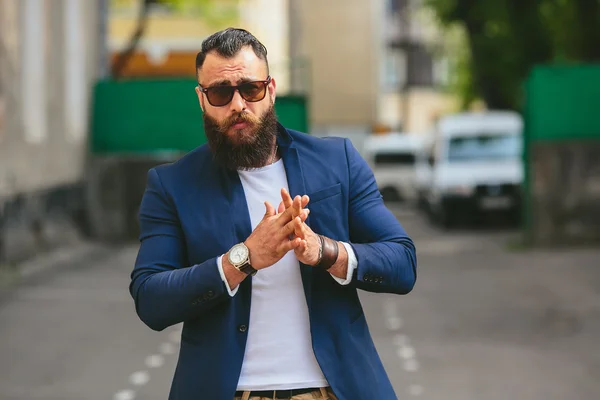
[1,0,599,399]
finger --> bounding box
[288,217,308,239]
[278,237,302,254]
[301,195,310,208]
[281,188,293,209]
[301,208,310,221]
[264,201,276,217]
[277,200,297,224]
[277,201,285,214]
[281,205,309,225]
[293,195,302,217]
[294,219,309,239]
[283,216,303,237]
[296,239,308,253]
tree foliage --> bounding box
[426,0,600,110]
[110,0,238,79]
[156,0,238,27]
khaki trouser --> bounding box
[234,387,338,400]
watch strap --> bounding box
[238,261,257,276]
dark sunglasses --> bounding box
[198,76,272,107]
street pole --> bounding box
[288,0,303,94]
[400,0,411,131]
[97,0,110,80]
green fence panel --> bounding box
[526,65,600,141]
[90,79,309,155]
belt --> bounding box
[235,387,319,399]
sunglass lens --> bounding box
[207,86,234,106]
[239,82,266,102]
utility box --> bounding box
[523,65,600,246]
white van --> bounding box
[363,133,428,204]
[417,111,523,227]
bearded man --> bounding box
[130,27,417,400]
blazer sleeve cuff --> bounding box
[217,254,239,297]
[329,242,357,285]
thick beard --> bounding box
[204,105,278,170]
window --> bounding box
[374,152,416,165]
[64,0,86,142]
[22,0,48,143]
[447,134,522,162]
[0,0,20,143]
[381,48,405,90]
[0,66,4,142]
[387,0,407,14]
[406,45,433,87]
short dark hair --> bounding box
[195,28,269,78]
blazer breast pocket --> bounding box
[306,183,344,236]
[307,183,342,204]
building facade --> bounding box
[107,0,457,140]
[294,0,458,146]
[0,0,103,263]
[106,0,292,93]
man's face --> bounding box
[196,46,279,169]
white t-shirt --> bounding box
[216,158,357,390]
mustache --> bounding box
[203,105,278,170]
[219,111,261,131]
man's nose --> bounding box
[229,89,246,113]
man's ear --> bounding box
[269,76,277,105]
[195,86,205,113]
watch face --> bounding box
[229,244,248,264]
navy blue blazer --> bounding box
[130,125,417,400]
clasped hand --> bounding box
[244,188,321,269]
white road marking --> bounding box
[160,342,177,355]
[383,299,398,316]
[397,345,416,360]
[409,384,424,396]
[145,354,165,368]
[386,316,403,331]
[129,371,150,386]
[393,333,409,347]
[116,327,181,400]
[383,300,423,393]
[114,389,136,400]
[404,359,420,372]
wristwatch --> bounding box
[227,243,257,276]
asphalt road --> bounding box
[1,206,599,400]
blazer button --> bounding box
[238,324,248,333]
[206,290,214,298]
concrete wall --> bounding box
[297,0,382,137]
[401,88,460,133]
[239,0,291,95]
[0,0,101,264]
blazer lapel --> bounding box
[219,167,254,297]
[224,169,253,242]
[279,130,313,306]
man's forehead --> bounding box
[199,48,267,85]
